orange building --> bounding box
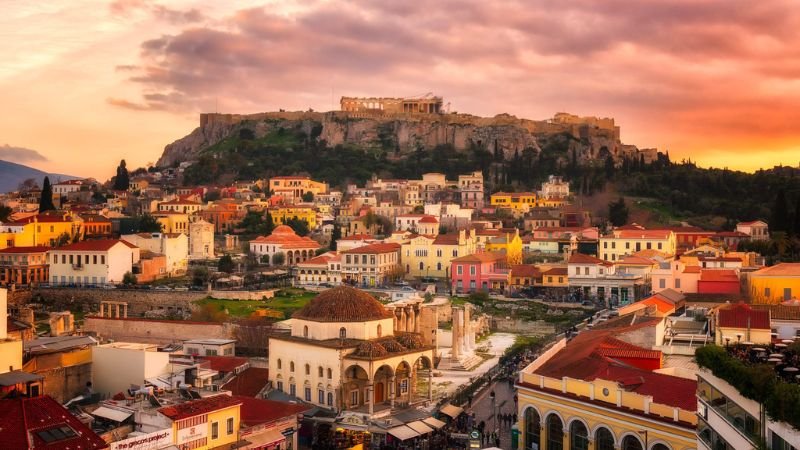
[201,202,245,233]
[80,214,112,239]
[0,246,50,286]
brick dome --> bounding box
[293,286,393,322]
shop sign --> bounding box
[110,429,173,450]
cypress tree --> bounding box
[113,160,129,191]
[770,189,790,232]
[39,176,56,212]
[330,222,342,251]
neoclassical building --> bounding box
[517,315,697,450]
[249,225,320,265]
[268,286,435,416]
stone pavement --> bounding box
[465,377,517,450]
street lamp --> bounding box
[490,390,496,432]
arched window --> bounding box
[305,364,310,375]
[524,408,540,450]
[290,361,295,372]
[327,392,333,406]
[318,366,323,377]
[419,262,424,270]
[569,422,589,450]
[303,325,309,337]
[595,428,615,450]
[651,445,669,450]
[327,368,333,379]
[437,262,442,271]
[377,324,382,337]
[277,359,282,370]
[339,327,347,339]
[621,436,643,450]
[546,414,563,450]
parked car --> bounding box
[153,285,171,291]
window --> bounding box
[277,381,284,391]
[227,417,234,435]
[290,361,295,372]
[546,414,563,450]
[377,324,382,337]
[470,266,476,275]
[621,436,643,450]
[319,389,325,404]
[595,428,615,450]
[211,421,219,439]
[584,267,589,275]
[318,366,324,377]
[785,288,792,301]
[277,359,282,370]
[303,325,309,337]
[339,327,347,339]
[350,390,359,405]
[765,287,771,297]
[419,262,424,270]
[327,368,332,379]
[305,364,310,375]
[658,242,663,250]
[327,392,334,406]
[304,387,311,401]
[771,431,797,450]
[399,379,409,393]
[457,265,463,275]
[675,279,681,289]
[659,279,665,289]
[524,408,540,450]
[646,242,652,249]
[290,384,296,396]
[101,255,105,264]
[603,242,607,249]
[569,422,588,450]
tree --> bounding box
[793,195,800,237]
[54,232,71,247]
[39,176,56,212]
[330,222,342,250]
[271,252,285,266]
[608,197,629,227]
[132,214,163,233]
[191,303,229,322]
[771,189,790,233]
[218,254,235,273]
[18,178,38,192]
[604,155,615,179]
[0,204,11,222]
[301,191,314,202]
[122,271,137,286]
[191,266,210,286]
[285,217,310,236]
[113,160,130,191]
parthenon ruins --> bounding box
[340,95,444,114]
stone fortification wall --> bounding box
[84,316,232,344]
[491,317,556,335]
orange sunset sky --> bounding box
[2,0,800,179]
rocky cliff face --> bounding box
[156,111,656,168]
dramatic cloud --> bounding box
[0,144,49,163]
[109,0,800,167]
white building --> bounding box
[48,239,138,286]
[183,339,236,357]
[736,220,769,241]
[189,219,215,259]
[295,252,342,286]
[91,342,170,398]
[52,179,83,196]
[539,175,570,199]
[394,214,439,235]
[121,232,189,276]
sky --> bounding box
[2,0,800,179]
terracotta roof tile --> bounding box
[158,394,242,420]
[751,263,800,277]
[222,369,270,397]
[718,304,770,329]
[235,396,310,427]
[50,239,134,252]
[340,243,400,254]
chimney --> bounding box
[0,288,7,340]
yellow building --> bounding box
[517,319,697,450]
[269,206,317,230]
[540,266,568,287]
[154,212,190,235]
[269,176,328,204]
[0,213,83,249]
[397,230,477,279]
[600,229,676,262]
[159,394,241,450]
[485,229,523,265]
[748,263,800,304]
[490,192,537,215]
[714,303,772,345]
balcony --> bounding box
[72,264,84,271]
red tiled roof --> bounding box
[682,266,701,273]
[615,255,655,266]
[751,263,800,277]
[542,267,568,276]
[235,396,310,427]
[158,394,242,420]
[510,264,541,278]
[197,356,249,373]
[0,246,50,254]
[340,243,400,254]
[596,347,662,360]
[451,251,506,263]
[715,231,750,238]
[418,215,439,223]
[50,239,134,252]
[699,270,739,282]
[433,234,459,245]
[222,368,270,397]
[568,252,612,266]
[338,234,374,241]
[718,304,770,329]
[0,395,108,450]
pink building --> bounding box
[450,251,509,293]
[651,260,700,294]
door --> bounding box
[374,382,384,403]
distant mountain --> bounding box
[0,160,79,193]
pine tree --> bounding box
[265,211,275,235]
[608,197,629,227]
[113,160,129,191]
[39,176,56,212]
[604,155,615,179]
[771,189,790,232]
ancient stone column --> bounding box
[115,304,120,318]
[406,306,414,332]
[367,381,374,415]
[414,306,421,333]
[451,307,462,360]
[100,303,104,317]
[390,376,396,408]
[399,308,407,332]
[427,369,432,401]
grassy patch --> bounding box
[194,288,316,319]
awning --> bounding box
[387,425,419,441]
[422,417,446,429]
[243,428,285,447]
[91,406,132,422]
[438,403,463,418]
[406,421,434,435]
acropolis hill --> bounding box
[156,95,657,168]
